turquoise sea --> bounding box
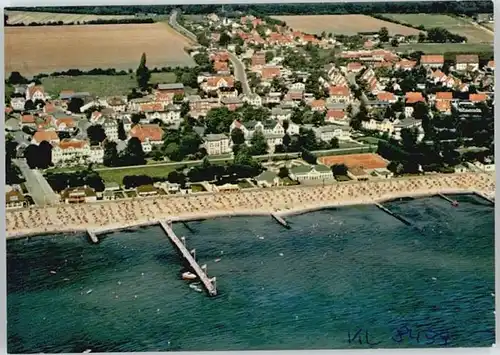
[7,194,495,352]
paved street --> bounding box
[227,51,251,95]
[169,11,197,42]
[14,159,60,206]
[170,10,251,96]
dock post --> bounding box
[201,264,207,272]
[190,249,196,260]
[211,277,217,291]
[181,236,186,246]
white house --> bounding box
[25,84,46,102]
[362,119,394,134]
[103,118,119,142]
[243,94,263,107]
[270,108,292,121]
[313,125,351,142]
[10,97,26,111]
[203,133,231,155]
[289,164,334,182]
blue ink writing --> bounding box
[347,329,381,346]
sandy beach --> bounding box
[6,172,495,239]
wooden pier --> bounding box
[86,229,99,244]
[437,193,456,204]
[271,212,290,229]
[474,192,495,205]
[375,203,412,226]
[159,220,217,296]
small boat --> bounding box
[83,350,92,353]
[189,283,203,293]
[182,271,197,280]
[452,200,459,207]
[50,270,57,274]
[214,258,221,263]
[86,289,93,294]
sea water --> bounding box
[7,194,495,352]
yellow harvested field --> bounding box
[272,15,421,35]
[6,10,136,24]
[5,23,195,76]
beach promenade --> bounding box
[6,172,495,239]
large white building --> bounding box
[203,134,231,155]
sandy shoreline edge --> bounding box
[6,188,493,240]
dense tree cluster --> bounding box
[6,18,154,26]
[45,168,105,192]
[12,2,491,16]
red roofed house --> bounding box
[435,92,453,101]
[486,60,495,71]
[51,139,98,166]
[214,61,229,73]
[395,59,417,71]
[347,62,364,73]
[210,51,229,62]
[325,109,348,124]
[203,76,235,92]
[456,54,479,71]
[435,100,451,115]
[55,117,76,133]
[32,130,60,145]
[329,85,351,103]
[310,99,326,112]
[420,55,444,69]
[21,114,36,128]
[25,84,46,102]
[377,91,397,103]
[129,124,164,152]
[469,93,487,102]
[405,92,425,118]
[252,52,266,68]
[261,66,281,81]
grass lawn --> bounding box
[338,141,363,149]
[356,137,383,145]
[41,72,177,97]
[98,164,176,184]
[238,180,254,189]
[381,14,493,43]
[190,183,206,192]
[392,43,493,54]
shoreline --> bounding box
[6,187,493,240]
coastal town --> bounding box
[4,6,495,235]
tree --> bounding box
[103,141,119,167]
[265,51,274,63]
[331,163,348,176]
[301,148,317,164]
[390,37,399,47]
[38,141,53,169]
[282,119,290,133]
[7,71,28,85]
[418,32,427,43]
[378,27,389,43]
[219,32,231,47]
[87,125,107,145]
[283,133,291,149]
[231,128,245,145]
[235,44,243,55]
[278,167,289,179]
[329,137,339,149]
[122,137,146,166]
[131,112,145,125]
[400,127,419,152]
[250,130,268,155]
[24,99,35,111]
[136,52,151,90]
[164,142,183,161]
[117,119,127,140]
[205,107,234,134]
[68,97,84,113]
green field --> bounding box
[382,13,493,43]
[98,164,176,184]
[391,42,493,54]
[41,72,176,97]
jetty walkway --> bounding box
[160,220,217,296]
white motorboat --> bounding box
[182,272,197,280]
[86,289,93,294]
[214,258,221,263]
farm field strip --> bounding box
[5,23,195,76]
[40,72,177,97]
[271,14,421,35]
[5,10,135,24]
[390,42,493,54]
[381,13,493,43]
